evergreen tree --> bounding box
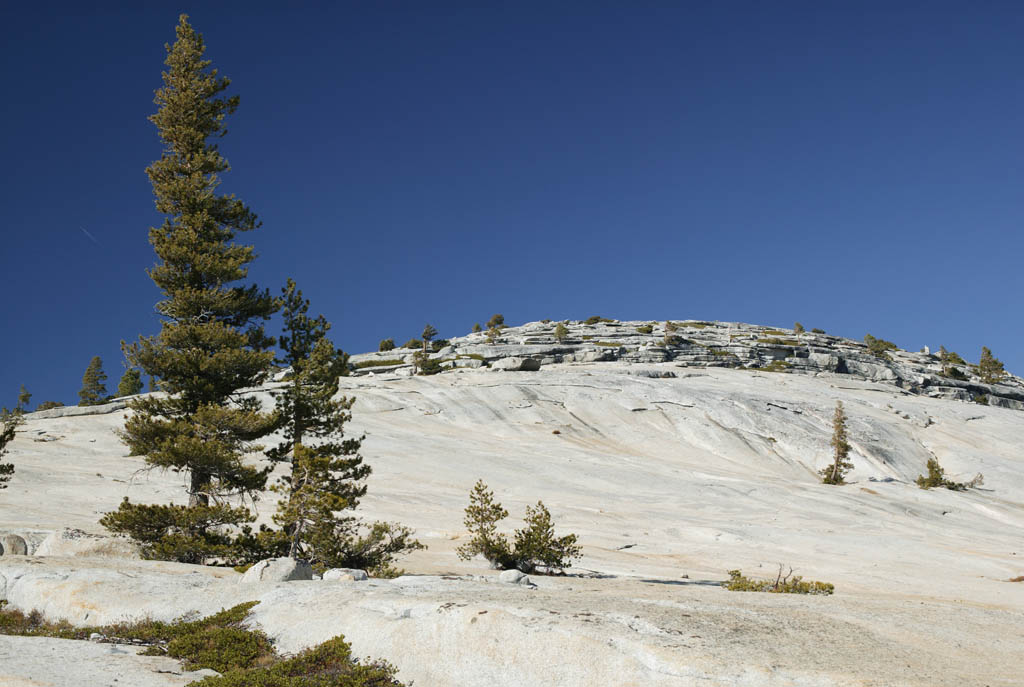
[0,394,27,490]
[268,280,421,573]
[421,323,438,352]
[36,401,64,411]
[793,322,805,334]
[820,401,853,485]
[472,323,482,333]
[554,322,568,342]
[487,314,504,329]
[102,16,278,562]
[78,357,108,406]
[117,368,144,397]
[978,347,1005,384]
[17,385,30,411]
[378,338,395,352]
[938,346,967,379]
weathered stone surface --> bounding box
[322,567,369,581]
[240,557,313,583]
[34,528,139,558]
[0,534,27,556]
[498,569,530,585]
[490,356,541,371]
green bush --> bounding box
[974,393,989,405]
[864,334,898,359]
[378,339,395,352]
[400,339,421,350]
[915,458,982,491]
[793,322,805,333]
[456,480,580,574]
[430,339,450,352]
[811,327,826,334]
[35,400,65,411]
[723,567,834,595]
[354,359,405,369]
[636,324,653,334]
[761,360,791,373]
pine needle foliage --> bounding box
[457,480,580,574]
[938,346,967,380]
[421,324,438,352]
[104,16,278,561]
[978,347,1005,384]
[915,458,982,491]
[554,322,568,342]
[820,401,853,485]
[78,356,108,406]
[116,368,144,397]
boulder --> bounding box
[34,528,140,558]
[498,569,531,585]
[240,557,313,583]
[491,357,541,372]
[0,534,28,556]
[323,568,369,582]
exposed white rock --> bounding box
[322,567,369,581]
[0,534,27,556]
[34,528,139,558]
[497,569,530,585]
[240,557,313,583]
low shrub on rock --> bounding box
[915,458,982,491]
[724,566,834,595]
[457,480,580,574]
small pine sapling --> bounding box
[820,401,853,485]
[793,322,805,333]
[978,347,1005,384]
[78,356,108,406]
[378,338,395,352]
[915,458,982,491]
[554,322,568,342]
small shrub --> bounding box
[915,458,982,491]
[412,351,442,376]
[762,329,786,336]
[811,328,825,334]
[553,322,568,342]
[584,315,602,325]
[978,346,1005,384]
[378,339,395,352]
[684,321,709,329]
[864,334,898,360]
[472,323,482,333]
[636,324,653,334]
[354,359,404,369]
[401,338,422,350]
[456,480,580,574]
[35,400,65,411]
[724,566,834,595]
[487,314,505,329]
[974,393,989,405]
[430,338,450,352]
[761,360,791,373]
[540,319,552,324]
[793,322,805,333]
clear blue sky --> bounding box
[1,2,1021,407]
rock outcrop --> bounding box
[349,319,1024,410]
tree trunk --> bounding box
[189,469,210,507]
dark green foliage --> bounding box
[457,480,580,574]
[974,393,989,405]
[820,401,853,485]
[100,498,257,565]
[811,327,826,334]
[430,338,450,352]
[583,315,603,325]
[793,322,805,334]
[304,519,425,578]
[863,334,898,360]
[117,368,144,397]
[354,359,405,369]
[636,324,653,334]
[110,16,279,561]
[401,338,422,350]
[554,322,568,342]
[938,346,967,379]
[915,458,982,491]
[377,339,395,352]
[78,356,108,406]
[724,567,834,595]
[978,346,1005,384]
[420,324,438,352]
[35,401,64,411]
[486,314,504,329]
[0,601,403,686]
[472,323,482,333]
[412,351,442,376]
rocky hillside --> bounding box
[3,318,1024,686]
[350,319,1024,410]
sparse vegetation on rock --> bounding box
[421,324,438,352]
[915,458,982,491]
[554,322,568,342]
[864,334,898,360]
[724,566,834,595]
[378,338,395,352]
[457,480,580,574]
[939,346,968,380]
[978,346,1005,384]
[793,322,805,333]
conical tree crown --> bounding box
[79,356,108,406]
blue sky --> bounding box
[1,2,1021,406]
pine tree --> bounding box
[0,390,29,490]
[102,16,278,563]
[472,323,482,333]
[820,401,853,485]
[554,322,568,342]
[487,314,504,329]
[978,347,1005,384]
[78,356,108,406]
[378,338,395,352]
[938,346,967,379]
[268,280,421,573]
[117,369,144,398]
[793,322,805,334]
[421,324,438,352]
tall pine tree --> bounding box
[820,401,853,485]
[102,16,278,563]
[116,368,144,398]
[78,357,108,406]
